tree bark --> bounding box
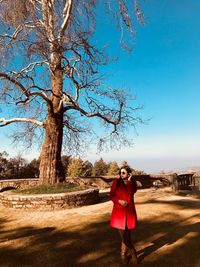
[39,111,64,185]
[39,65,65,185]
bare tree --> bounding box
[0,0,144,184]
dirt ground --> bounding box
[0,187,200,267]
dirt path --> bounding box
[0,188,200,267]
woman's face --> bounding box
[120,168,129,179]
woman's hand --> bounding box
[118,199,128,207]
[128,174,132,181]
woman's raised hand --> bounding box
[128,174,133,181]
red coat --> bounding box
[110,178,137,230]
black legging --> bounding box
[118,228,132,247]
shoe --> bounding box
[121,242,132,265]
[129,243,138,266]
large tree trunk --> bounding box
[39,65,65,185]
[39,112,64,185]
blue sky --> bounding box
[1,0,200,173]
[86,0,200,173]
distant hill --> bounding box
[152,166,200,176]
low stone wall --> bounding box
[69,175,172,190]
[68,177,113,190]
[0,178,39,191]
[192,177,200,192]
[0,189,99,210]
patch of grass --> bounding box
[12,183,90,195]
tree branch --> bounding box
[0,73,29,98]
[0,118,44,127]
[0,72,53,106]
[0,25,23,40]
[29,0,42,4]
[58,0,73,43]
[41,0,55,44]
[29,91,52,105]
[11,60,48,75]
[63,94,124,127]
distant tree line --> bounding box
[0,151,145,179]
[0,151,40,179]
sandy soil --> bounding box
[0,187,200,267]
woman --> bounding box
[110,165,138,265]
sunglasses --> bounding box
[120,171,126,175]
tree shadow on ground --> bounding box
[99,190,110,203]
[0,214,120,267]
[136,214,200,266]
[136,197,200,210]
[0,200,200,266]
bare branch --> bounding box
[29,0,42,4]
[29,91,51,104]
[134,0,145,25]
[0,117,44,127]
[58,0,73,43]
[41,0,55,44]
[64,93,124,127]
[11,60,49,75]
[0,24,23,41]
[0,72,52,106]
[0,72,29,98]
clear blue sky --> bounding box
[1,0,200,173]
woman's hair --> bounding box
[119,165,132,175]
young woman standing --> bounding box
[110,165,138,265]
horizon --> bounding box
[1,139,200,175]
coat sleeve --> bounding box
[110,179,119,204]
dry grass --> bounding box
[12,183,89,195]
[0,187,200,266]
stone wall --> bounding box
[68,177,114,189]
[192,176,200,192]
[0,189,99,210]
[68,175,172,189]
[0,178,39,192]
[0,174,173,192]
